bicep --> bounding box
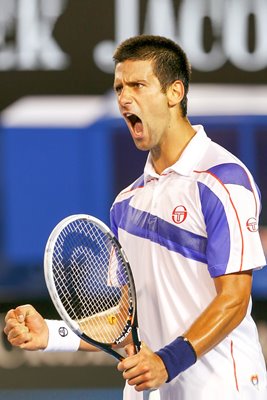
[213,270,252,313]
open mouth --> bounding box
[125,113,143,135]
[125,113,141,126]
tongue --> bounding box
[134,121,143,135]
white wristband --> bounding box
[43,320,80,352]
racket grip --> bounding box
[143,389,161,400]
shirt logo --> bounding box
[58,327,68,337]
[251,374,259,389]
[172,205,187,224]
[246,217,258,232]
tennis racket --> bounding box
[44,214,160,400]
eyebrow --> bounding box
[113,78,147,89]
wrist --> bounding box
[155,336,197,382]
[43,320,80,352]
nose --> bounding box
[118,87,132,108]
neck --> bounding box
[151,117,196,174]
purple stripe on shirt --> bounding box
[110,197,207,264]
[207,163,252,192]
[198,182,230,277]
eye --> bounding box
[135,83,144,89]
[114,85,122,95]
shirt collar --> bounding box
[144,125,211,183]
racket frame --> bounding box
[44,214,140,361]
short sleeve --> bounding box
[198,163,266,277]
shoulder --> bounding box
[194,140,255,193]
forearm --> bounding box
[156,271,252,382]
[79,339,100,351]
[184,270,252,358]
[183,291,249,358]
[79,328,133,351]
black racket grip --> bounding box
[132,326,142,353]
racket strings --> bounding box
[52,219,133,344]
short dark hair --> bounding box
[113,35,191,116]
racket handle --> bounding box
[143,389,161,400]
[132,326,142,353]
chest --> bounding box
[127,175,207,238]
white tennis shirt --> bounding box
[110,125,267,399]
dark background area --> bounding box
[0,0,267,393]
[1,0,267,113]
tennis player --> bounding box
[4,35,267,399]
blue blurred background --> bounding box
[0,0,267,396]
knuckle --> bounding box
[4,310,14,322]
[10,332,28,347]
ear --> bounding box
[167,80,185,108]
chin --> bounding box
[133,140,151,151]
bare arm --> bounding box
[4,305,99,352]
[78,284,132,350]
[118,270,253,391]
[183,270,252,357]
[5,298,133,352]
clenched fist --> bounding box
[4,304,48,351]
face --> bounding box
[113,59,171,151]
